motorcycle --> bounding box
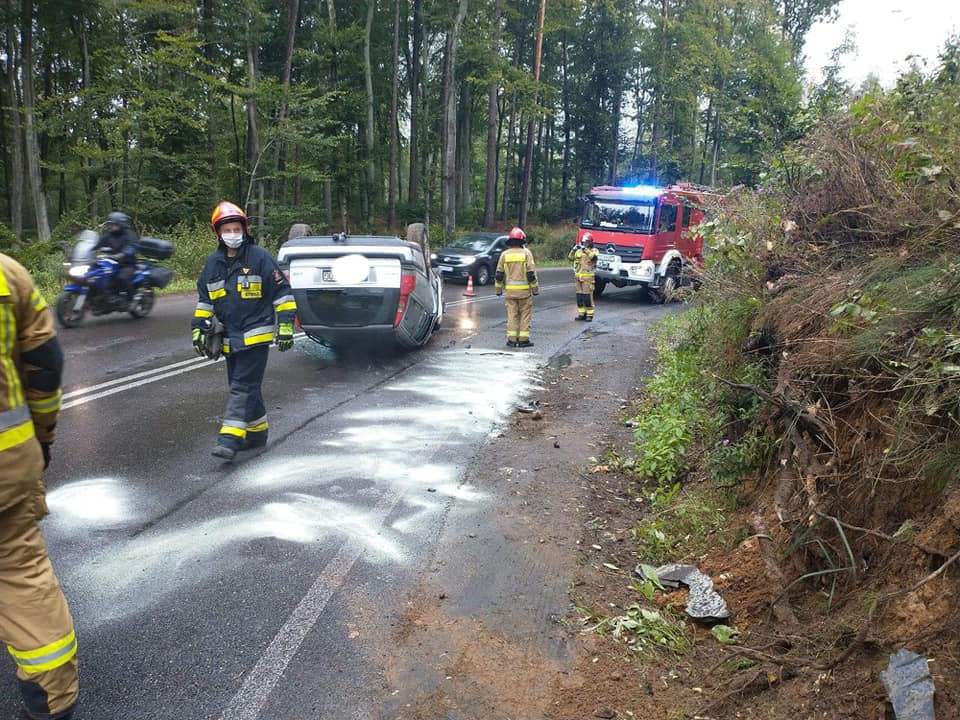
[56,230,175,328]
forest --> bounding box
[0,0,841,247]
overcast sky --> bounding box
[803,0,960,87]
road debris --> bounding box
[635,562,730,622]
[880,649,936,720]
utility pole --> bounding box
[518,0,546,229]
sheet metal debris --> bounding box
[635,562,730,622]
[880,649,936,720]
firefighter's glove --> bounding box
[41,442,51,470]
[192,327,207,356]
[276,322,294,352]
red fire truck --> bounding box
[577,183,717,302]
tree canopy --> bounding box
[0,0,839,243]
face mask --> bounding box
[221,232,244,249]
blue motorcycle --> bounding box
[56,230,175,328]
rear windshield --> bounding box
[581,200,656,234]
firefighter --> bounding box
[0,254,78,720]
[568,232,599,321]
[495,226,539,347]
[192,201,298,461]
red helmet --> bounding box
[581,232,595,246]
[508,227,525,241]
[210,201,248,233]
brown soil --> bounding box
[387,345,960,720]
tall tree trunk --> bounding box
[245,24,264,237]
[483,0,502,228]
[456,78,471,213]
[324,0,338,227]
[387,0,400,229]
[518,0,546,228]
[273,0,300,202]
[500,90,517,222]
[560,30,571,215]
[363,0,376,224]
[650,0,669,178]
[407,0,423,207]
[607,81,621,185]
[5,0,23,237]
[20,0,49,241]
[710,112,721,186]
[440,0,468,236]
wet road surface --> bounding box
[2,269,671,719]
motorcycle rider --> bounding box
[95,211,138,303]
[568,232,599,321]
[192,201,297,461]
[494,227,539,348]
[0,254,78,720]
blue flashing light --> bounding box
[622,184,662,197]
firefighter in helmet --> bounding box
[192,201,298,461]
[495,226,539,347]
[0,254,78,719]
[568,232,599,321]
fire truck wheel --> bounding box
[593,278,606,299]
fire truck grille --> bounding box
[607,245,644,263]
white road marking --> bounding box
[60,334,305,410]
[59,279,566,409]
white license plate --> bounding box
[598,253,617,262]
[438,265,454,273]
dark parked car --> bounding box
[277,224,443,350]
[431,232,508,286]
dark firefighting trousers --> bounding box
[0,496,79,718]
[575,274,595,318]
[505,296,533,343]
[218,345,269,451]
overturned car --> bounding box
[277,223,443,350]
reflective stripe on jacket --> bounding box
[192,243,297,353]
[495,247,539,299]
[569,246,598,279]
[0,254,60,513]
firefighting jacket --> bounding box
[192,242,297,354]
[568,245,599,278]
[495,246,539,299]
[0,254,62,513]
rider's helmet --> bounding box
[581,232,595,248]
[210,201,248,235]
[507,226,526,246]
[105,211,131,234]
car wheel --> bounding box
[649,262,680,304]
[475,264,490,286]
[593,278,606,299]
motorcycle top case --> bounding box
[137,236,174,260]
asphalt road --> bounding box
[1,268,669,720]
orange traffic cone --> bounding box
[463,274,475,297]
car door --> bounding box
[488,237,507,270]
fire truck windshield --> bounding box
[581,199,655,234]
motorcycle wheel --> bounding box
[56,291,86,328]
[128,287,155,318]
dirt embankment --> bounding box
[388,320,959,719]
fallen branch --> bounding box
[711,374,835,450]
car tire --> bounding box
[475,264,490,286]
[593,278,606,299]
